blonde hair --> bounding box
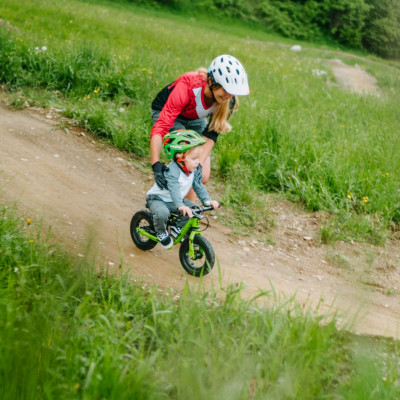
[197,68,239,133]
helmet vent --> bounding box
[208,54,249,95]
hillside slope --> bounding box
[2,100,400,338]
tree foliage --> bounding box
[362,0,400,58]
[126,0,400,58]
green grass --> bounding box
[0,0,399,244]
[1,202,400,399]
[1,3,400,395]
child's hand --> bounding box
[178,205,193,218]
[210,200,219,209]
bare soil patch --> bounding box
[328,59,381,96]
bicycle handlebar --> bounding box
[170,204,219,219]
[191,204,219,218]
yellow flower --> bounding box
[363,196,368,203]
[26,218,31,224]
[29,239,34,243]
[73,383,81,392]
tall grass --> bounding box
[0,0,399,242]
[1,202,400,399]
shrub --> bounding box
[363,0,400,58]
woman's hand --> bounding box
[152,162,169,189]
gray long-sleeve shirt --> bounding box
[147,161,211,208]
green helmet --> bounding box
[163,129,206,160]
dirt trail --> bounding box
[328,59,381,96]
[1,67,399,338]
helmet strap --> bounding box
[176,154,190,176]
[206,76,218,103]
[209,85,217,103]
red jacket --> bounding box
[150,71,215,138]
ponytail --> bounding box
[197,67,239,133]
[209,95,239,133]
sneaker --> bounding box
[156,231,173,249]
[170,225,182,238]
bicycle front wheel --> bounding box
[179,235,215,276]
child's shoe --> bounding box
[157,231,173,249]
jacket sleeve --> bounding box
[165,163,185,208]
[150,81,190,138]
[192,166,211,205]
[202,126,219,143]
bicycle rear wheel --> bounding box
[179,235,215,276]
[130,210,157,250]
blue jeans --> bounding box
[146,195,197,233]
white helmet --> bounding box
[208,54,249,96]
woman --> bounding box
[150,54,249,195]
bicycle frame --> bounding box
[135,206,210,257]
[131,204,216,276]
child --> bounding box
[146,130,219,249]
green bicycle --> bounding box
[130,205,216,276]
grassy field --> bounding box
[1,203,400,399]
[0,0,399,243]
[1,0,400,397]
